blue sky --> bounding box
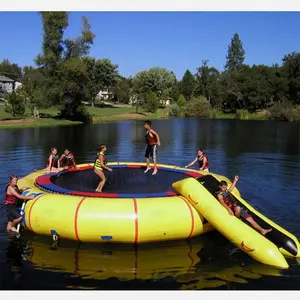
[0,11,300,79]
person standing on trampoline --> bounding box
[144,120,161,175]
[94,145,113,192]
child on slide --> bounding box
[217,176,272,236]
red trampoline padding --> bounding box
[184,171,202,178]
[35,176,52,185]
[165,191,177,196]
[35,164,203,199]
[126,165,143,169]
[68,190,119,198]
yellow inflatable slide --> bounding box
[172,174,300,269]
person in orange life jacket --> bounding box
[46,147,64,174]
[217,176,272,236]
[185,149,210,171]
[94,145,113,192]
[144,120,161,175]
[59,149,77,170]
[3,175,34,233]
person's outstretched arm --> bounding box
[228,176,239,192]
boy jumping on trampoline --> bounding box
[144,120,161,175]
[217,176,272,236]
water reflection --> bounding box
[0,232,284,290]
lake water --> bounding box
[0,118,300,290]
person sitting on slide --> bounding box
[94,145,113,192]
[217,176,272,236]
[46,147,64,174]
[3,175,34,232]
[185,149,210,171]
[59,149,77,170]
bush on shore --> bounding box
[185,96,211,118]
[268,102,300,122]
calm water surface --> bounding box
[0,119,300,290]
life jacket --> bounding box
[145,128,157,145]
[61,153,75,167]
[217,190,237,208]
[4,184,19,205]
[198,154,210,170]
[47,154,59,168]
[94,152,107,170]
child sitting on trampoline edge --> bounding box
[46,147,65,174]
[59,148,77,170]
[94,145,113,192]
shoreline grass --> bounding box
[0,104,298,129]
[0,118,82,129]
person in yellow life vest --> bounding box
[93,145,113,192]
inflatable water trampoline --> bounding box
[18,162,300,269]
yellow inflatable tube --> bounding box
[18,163,214,243]
[172,177,289,269]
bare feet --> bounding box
[144,167,151,173]
[261,228,272,235]
[152,169,158,175]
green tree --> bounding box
[221,67,248,110]
[59,58,90,120]
[170,80,181,102]
[35,12,69,105]
[241,65,288,110]
[132,67,176,108]
[0,59,22,81]
[114,77,132,104]
[225,33,246,72]
[63,16,96,60]
[35,12,69,71]
[35,12,96,121]
[132,67,176,96]
[195,60,221,107]
[4,91,26,117]
[282,52,300,104]
[179,69,195,100]
[144,91,159,113]
[83,57,119,106]
[177,94,186,107]
[21,66,48,117]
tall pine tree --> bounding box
[225,33,246,72]
[179,69,195,101]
